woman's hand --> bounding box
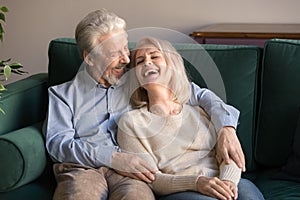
[196,176,235,200]
[217,126,246,172]
[223,180,238,200]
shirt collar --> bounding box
[74,65,129,90]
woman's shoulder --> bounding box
[119,106,148,124]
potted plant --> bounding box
[0,5,26,114]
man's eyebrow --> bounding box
[108,44,128,53]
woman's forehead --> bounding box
[135,45,160,56]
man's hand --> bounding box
[216,126,246,172]
[111,152,157,183]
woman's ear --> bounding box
[83,50,94,66]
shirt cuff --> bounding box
[212,103,240,134]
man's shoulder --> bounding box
[49,80,74,93]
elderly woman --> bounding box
[117,37,264,200]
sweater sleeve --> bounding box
[150,172,199,195]
[219,159,241,185]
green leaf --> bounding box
[0,23,3,33]
[1,58,11,63]
[9,62,23,69]
[0,6,9,12]
[0,107,5,114]
[0,22,4,42]
[11,69,27,75]
[0,84,6,91]
[4,65,11,80]
[0,13,5,22]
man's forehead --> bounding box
[98,32,128,49]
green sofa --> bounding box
[1,38,300,199]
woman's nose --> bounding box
[144,57,152,66]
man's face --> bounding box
[88,30,130,86]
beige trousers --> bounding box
[53,163,155,200]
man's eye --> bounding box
[124,46,129,52]
[110,53,119,58]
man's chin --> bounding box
[105,75,120,85]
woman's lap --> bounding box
[158,178,264,200]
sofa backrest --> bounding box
[0,73,48,135]
[48,38,82,87]
[256,39,300,167]
[201,45,261,171]
[48,38,261,171]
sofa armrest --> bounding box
[0,122,47,192]
[0,73,48,135]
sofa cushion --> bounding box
[48,38,83,87]
[256,39,300,167]
[274,107,300,182]
[175,44,261,171]
[154,43,260,171]
[206,45,261,171]
[0,123,47,192]
[251,169,300,199]
[0,73,48,135]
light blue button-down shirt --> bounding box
[45,66,239,168]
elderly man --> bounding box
[44,9,244,200]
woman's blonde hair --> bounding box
[129,37,191,108]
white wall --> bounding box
[1,0,300,83]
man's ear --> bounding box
[83,50,94,66]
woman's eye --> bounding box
[136,60,143,65]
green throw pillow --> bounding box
[0,123,47,192]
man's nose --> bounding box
[120,51,130,64]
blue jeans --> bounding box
[158,178,264,200]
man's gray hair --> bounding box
[75,8,126,56]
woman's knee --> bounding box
[237,178,264,200]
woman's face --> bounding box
[135,45,171,88]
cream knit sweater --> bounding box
[117,104,241,195]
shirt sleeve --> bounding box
[44,87,118,168]
[188,82,240,133]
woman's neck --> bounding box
[146,85,182,116]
